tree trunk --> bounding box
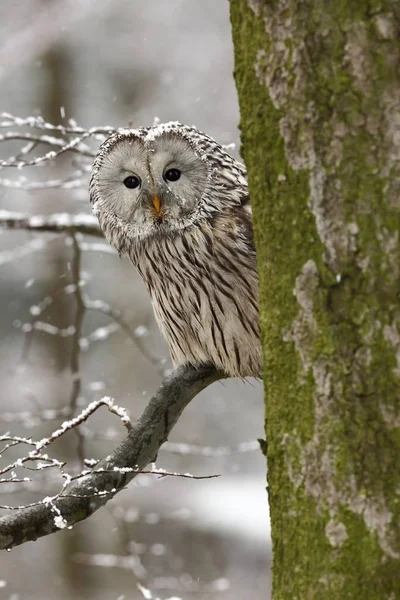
[230,1,400,598]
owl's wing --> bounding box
[240,192,252,216]
[234,160,252,215]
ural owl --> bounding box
[89,122,261,378]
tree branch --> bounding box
[0,210,101,236]
[0,364,224,550]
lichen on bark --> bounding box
[230,0,400,597]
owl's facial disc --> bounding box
[94,132,210,239]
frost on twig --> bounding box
[0,397,218,515]
[0,112,122,208]
[0,112,115,160]
[0,364,224,550]
[0,396,134,514]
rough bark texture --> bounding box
[230,1,400,598]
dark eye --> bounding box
[123,175,141,189]
[164,168,181,182]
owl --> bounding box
[89,122,261,378]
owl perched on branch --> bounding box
[89,122,261,378]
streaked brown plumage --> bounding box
[89,122,261,377]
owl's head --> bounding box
[89,122,247,253]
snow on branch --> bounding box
[0,112,115,156]
[0,210,101,235]
[0,113,236,195]
[0,364,224,550]
[0,112,117,198]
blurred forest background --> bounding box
[0,2,270,599]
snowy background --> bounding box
[0,2,270,599]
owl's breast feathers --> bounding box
[129,209,261,378]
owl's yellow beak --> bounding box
[152,195,161,214]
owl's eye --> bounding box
[164,168,181,182]
[123,175,141,189]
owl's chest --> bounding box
[132,232,220,316]
[130,225,257,330]
[128,225,260,375]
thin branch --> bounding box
[0,364,224,550]
[0,113,116,136]
[0,131,95,156]
[33,397,132,454]
[0,469,219,510]
[0,132,93,167]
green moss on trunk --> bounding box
[230,1,400,597]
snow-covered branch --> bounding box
[0,364,223,550]
[0,111,117,199]
[0,211,101,236]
